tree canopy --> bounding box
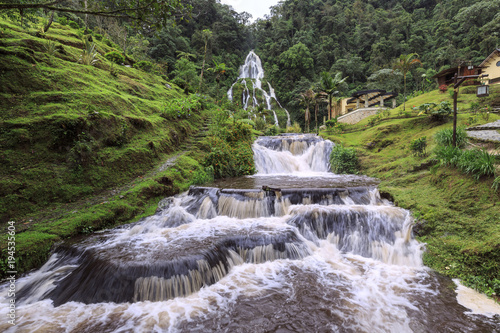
[0,0,192,29]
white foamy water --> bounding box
[228,51,290,127]
[1,134,498,332]
[454,279,500,318]
[253,134,333,174]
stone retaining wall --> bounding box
[337,108,387,124]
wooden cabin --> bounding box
[432,65,480,87]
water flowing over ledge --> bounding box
[227,51,291,127]
[1,134,499,332]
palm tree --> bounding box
[298,89,315,132]
[176,51,196,60]
[208,60,231,100]
[319,71,348,120]
[393,53,421,111]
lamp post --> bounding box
[452,73,489,147]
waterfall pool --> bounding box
[1,134,498,332]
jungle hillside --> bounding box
[1,0,500,299]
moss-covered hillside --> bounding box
[322,88,500,298]
[0,18,207,221]
[0,18,210,277]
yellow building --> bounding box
[479,48,500,85]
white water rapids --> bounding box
[1,134,498,332]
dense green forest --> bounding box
[254,0,500,116]
[3,0,499,120]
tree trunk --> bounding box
[328,95,332,120]
[84,0,88,30]
[305,106,310,132]
[403,74,407,111]
[315,103,318,134]
[43,11,54,33]
[199,42,207,93]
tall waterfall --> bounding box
[1,135,498,332]
[228,51,291,128]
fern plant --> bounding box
[44,40,57,56]
[79,39,99,66]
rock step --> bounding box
[466,130,500,143]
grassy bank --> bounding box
[322,88,500,298]
[0,18,211,278]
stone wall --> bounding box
[337,107,386,124]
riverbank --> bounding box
[0,18,212,278]
[321,92,500,299]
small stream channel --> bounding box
[1,134,499,332]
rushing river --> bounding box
[1,134,499,332]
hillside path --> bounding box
[467,120,500,142]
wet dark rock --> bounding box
[413,219,432,237]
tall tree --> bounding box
[393,53,422,111]
[199,28,213,92]
[319,72,348,120]
[313,91,327,134]
[207,59,230,100]
[298,88,314,132]
[0,0,192,30]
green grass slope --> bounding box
[0,18,208,277]
[323,88,500,298]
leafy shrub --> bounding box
[104,51,124,64]
[79,39,99,66]
[286,121,302,133]
[457,149,496,180]
[265,125,279,136]
[439,84,447,93]
[68,20,79,29]
[325,118,337,128]
[255,117,266,131]
[410,136,427,156]
[434,146,496,180]
[191,166,214,185]
[329,144,359,174]
[469,101,480,114]
[58,17,67,25]
[433,101,452,120]
[69,132,95,168]
[204,137,255,178]
[493,176,500,192]
[368,114,382,126]
[413,103,437,115]
[44,40,57,56]
[434,145,461,167]
[93,33,103,41]
[161,94,202,120]
[480,106,491,121]
[133,60,153,72]
[238,119,256,128]
[224,121,253,143]
[434,126,468,148]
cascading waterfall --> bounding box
[228,51,291,127]
[1,135,499,333]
